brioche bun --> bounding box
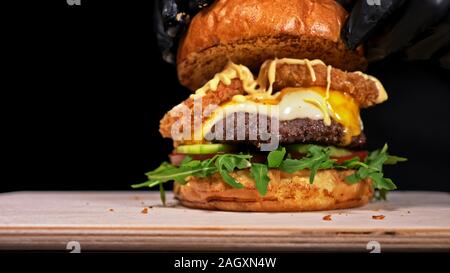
[177,0,367,91]
[174,169,373,212]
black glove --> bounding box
[154,0,214,64]
[342,0,450,68]
[156,0,450,68]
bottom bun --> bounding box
[174,169,373,212]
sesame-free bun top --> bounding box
[177,0,368,91]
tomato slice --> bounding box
[169,153,185,166]
[332,151,368,164]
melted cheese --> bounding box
[311,87,362,145]
[202,87,361,145]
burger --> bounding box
[133,0,405,211]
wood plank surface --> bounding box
[0,191,449,251]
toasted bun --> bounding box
[177,0,367,91]
[174,169,373,212]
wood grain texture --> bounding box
[0,191,449,251]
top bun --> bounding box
[177,0,367,91]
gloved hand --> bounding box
[155,0,450,69]
[154,0,214,64]
[341,0,450,68]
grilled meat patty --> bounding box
[205,112,365,148]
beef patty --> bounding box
[205,112,365,148]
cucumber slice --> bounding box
[286,144,352,157]
[175,144,234,154]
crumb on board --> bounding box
[141,207,149,214]
[372,215,385,220]
[323,215,332,221]
[108,208,114,212]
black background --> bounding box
[3,0,450,193]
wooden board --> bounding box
[0,191,449,252]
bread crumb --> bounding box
[372,215,385,220]
[141,207,149,214]
[323,215,332,221]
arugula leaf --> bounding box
[250,163,270,196]
[131,179,162,189]
[159,183,166,206]
[133,154,252,191]
[374,189,388,200]
[280,145,335,183]
[344,144,399,193]
[147,164,207,184]
[385,155,408,165]
[371,173,397,190]
[345,172,361,184]
[368,150,388,171]
[218,169,244,188]
[144,162,174,176]
[180,155,193,165]
[340,157,368,169]
[132,160,216,189]
[215,154,251,188]
[279,158,311,173]
[223,154,252,170]
[134,144,406,204]
[267,147,286,168]
[197,158,218,177]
